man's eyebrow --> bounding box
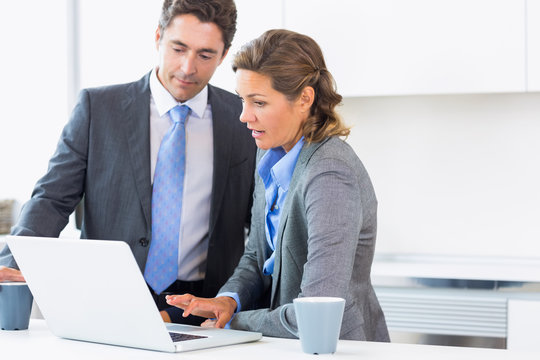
[199,48,219,55]
[171,40,219,54]
[171,40,188,47]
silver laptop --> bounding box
[6,235,262,353]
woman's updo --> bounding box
[232,29,349,143]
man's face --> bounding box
[156,14,228,102]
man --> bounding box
[0,0,256,324]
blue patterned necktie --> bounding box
[145,105,190,295]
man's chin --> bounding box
[172,87,202,103]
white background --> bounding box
[1,1,540,258]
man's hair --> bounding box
[159,0,237,51]
[233,29,349,144]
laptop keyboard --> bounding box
[169,332,208,342]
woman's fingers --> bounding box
[165,293,193,309]
[201,318,218,328]
[165,295,237,327]
[165,294,217,318]
[182,297,220,319]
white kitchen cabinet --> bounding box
[507,299,540,351]
[284,0,526,96]
[527,0,540,91]
[210,0,283,93]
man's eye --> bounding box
[173,47,185,53]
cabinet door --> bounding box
[284,0,526,96]
[210,0,283,92]
[527,0,540,91]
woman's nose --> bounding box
[239,106,252,123]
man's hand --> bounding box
[160,310,172,323]
[0,266,25,282]
[166,294,237,328]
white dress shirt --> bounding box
[149,68,214,281]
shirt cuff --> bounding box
[216,292,241,329]
[216,292,241,313]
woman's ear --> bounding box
[299,86,315,113]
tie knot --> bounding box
[169,105,190,124]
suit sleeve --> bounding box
[0,90,91,268]
[227,157,363,337]
[218,193,270,311]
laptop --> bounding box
[6,235,262,353]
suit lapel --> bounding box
[207,85,234,235]
[122,73,152,231]
[270,139,327,306]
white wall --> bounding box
[78,0,159,89]
[0,1,68,204]
[76,0,282,93]
[0,0,276,209]
[340,93,540,257]
[2,1,540,259]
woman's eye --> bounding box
[254,101,265,107]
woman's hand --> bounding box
[201,318,219,328]
[166,294,237,328]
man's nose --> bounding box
[181,54,197,75]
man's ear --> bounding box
[218,48,230,66]
[155,26,162,50]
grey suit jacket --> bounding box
[1,73,256,297]
[220,136,389,341]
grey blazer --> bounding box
[220,136,389,341]
[1,73,256,297]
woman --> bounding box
[166,29,390,341]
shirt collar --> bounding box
[149,68,208,119]
[258,137,305,192]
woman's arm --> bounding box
[229,156,365,337]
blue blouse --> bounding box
[257,138,305,275]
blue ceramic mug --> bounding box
[279,297,345,354]
[0,282,33,330]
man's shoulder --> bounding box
[208,84,241,104]
[83,73,150,97]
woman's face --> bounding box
[236,69,312,152]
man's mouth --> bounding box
[174,75,196,86]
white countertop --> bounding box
[372,253,540,282]
[1,320,538,360]
[4,235,540,283]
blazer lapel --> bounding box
[122,73,152,231]
[270,139,327,306]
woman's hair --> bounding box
[232,29,349,143]
[159,0,237,51]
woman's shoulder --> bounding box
[307,136,359,163]
[303,137,372,183]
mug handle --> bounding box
[279,303,298,338]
